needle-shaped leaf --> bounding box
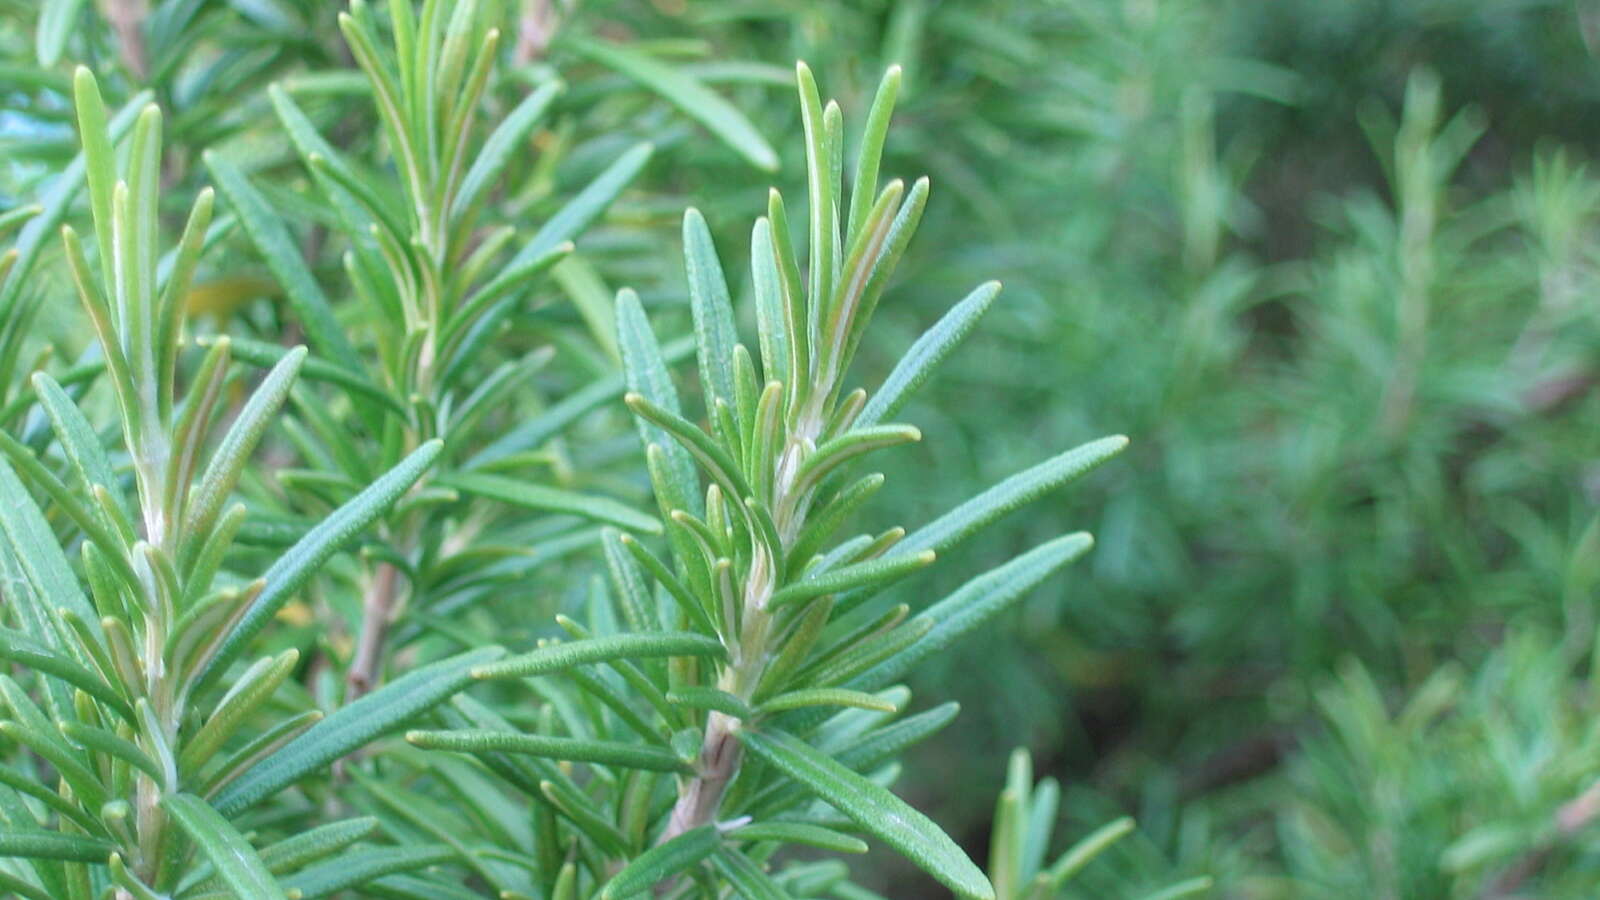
[163,793,288,900]
[709,846,794,899]
[770,550,934,609]
[625,392,752,502]
[197,440,444,691]
[208,336,401,414]
[214,646,503,815]
[854,533,1094,692]
[732,822,868,854]
[59,722,161,780]
[283,846,457,899]
[35,0,87,66]
[184,343,305,544]
[517,142,654,263]
[570,37,778,172]
[187,816,375,886]
[757,688,898,715]
[847,66,903,243]
[437,472,661,534]
[831,437,1126,623]
[666,687,752,719]
[1040,817,1134,889]
[3,78,148,312]
[0,830,112,863]
[407,730,690,773]
[473,632,724,680]
[0,455,100,640]
[0,628,129,720]
[203,150,360,369]
[858,281,1000,428]
[33,374,124,524]
[683,208,739,411]
[180,649,299,774]
[454,80,563,217]
[617,290,700,514]
[739,728,994,899]
[601,824,720,899]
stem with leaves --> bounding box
[412,61,1126,899]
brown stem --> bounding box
[1481,780,1600,898]
[100,0,149,80]
[346,561,399,700]
[663,711,743,838]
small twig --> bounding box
[514,0,556,64]
[100,0,150,80]
[1480,779,1600,898]
[346,561,399,700]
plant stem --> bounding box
[347,560,400,700]
[661,415,819,840]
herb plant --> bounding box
[0,69,482,900]
[405,62,1125,898]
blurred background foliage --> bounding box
[6,0,1600,895]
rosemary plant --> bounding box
[404,63,1125,898]
[207,0,661,701]
[0,70,499,900]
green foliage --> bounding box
[4,0,1600,897]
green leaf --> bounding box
[858,281,1000,428]
[750,218,789,386]
[1138,877,1215,900]
[709,848,793,899]
[204,817,376,881]
[184,345,306,543]
[267,83,406,238]
[197,440,443,690]
[739,728,993,899]
[454,80,563,217]
[283,846,457,899]
[203,150,360,369]
[0,627,129,721]
[214,646,503,815]
[0,830,111,863]
[733,821,868,854]
[59,722,161,780]
[209,335,402,414]
[163,793,288,900]
[570,38,779,172]
[35,0,87,66]
[666,687,752,719]
[625,392,752,502]
[0,455,100,640]
[793,425,920,491]
[437,472,661,534]
[601,825,719,899]
[837,437,1125,614]
[757,688,898,715]
[847,66,903,244]
[517,142,654,264]
[0,428,134,587]
[855,533,1095,691]
[771,550,934,609]
[180,648,299,774]
[1041,817,1134,889]
[407,729,689,773]
[683,208,739,411]
[465,336,693,469]
[912,439,1127,554]
[473,632,724,680]
[2,80,148,312]
[616,290,700,515]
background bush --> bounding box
[4,0,1600,897]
